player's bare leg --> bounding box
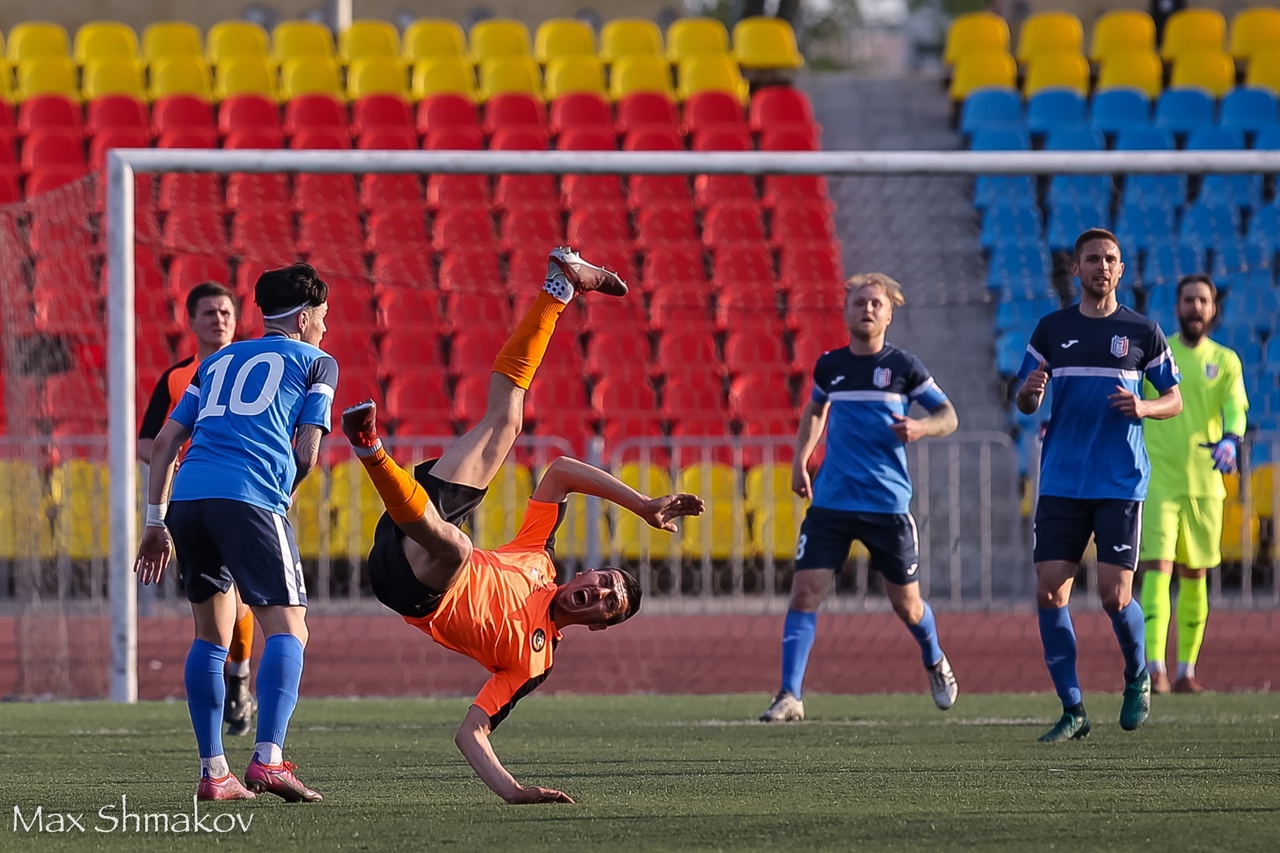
[885,580,957,710]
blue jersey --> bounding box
[1017,305,1179,501]
[169,334,338,515]
[809,344,951,514]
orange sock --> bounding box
[359,447,430,525]
[228,610,254,665]
[491,292,565,390]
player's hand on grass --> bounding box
[640,493,705,532]
[134,525,173,585]
[792,465,812,499]
[506,785,574,805]
[1108,385,1147,420]
[890,413,927,443]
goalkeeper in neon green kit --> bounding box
[1139,274,1249,694]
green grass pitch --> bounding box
[2,694,1278,852]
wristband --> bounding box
[145,502,168,528]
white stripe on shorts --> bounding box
[272,512,301,605]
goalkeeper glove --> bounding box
[1200,434,1241,475]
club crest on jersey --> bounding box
[1110,335,1129,358]
[531,628,546,653]
[873,367,892,388]
[1205,363,1219,379]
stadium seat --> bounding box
[148,56,215,100]
[294,172,358,211]
[1045,126,1104,150]
[1116,126,1182,204]
[959,88,1022,135]
[544,55,607,100]
[676,462,745,559]
[218,93,281,136]
[1016,12,1083,64]
[684,89,747,132]
[74,21,139,67]
[423,124,484,149]
[281,56,343,99]
[402,18,468,64]
[949,52,1017,101]
[17,94,81,135]
[470,462,535,549]
[1170,50,1236,98]
[142,21,203,64]
[677,55,749,103]
[616,91,680,135]
[745,462,806,559]
[749,86,817,134]
[1246,51,1280,96]
[702,200,766,247]
[1023,52,1089,96]
[666,17,731,66]
[1027,89,1085,135]
[585,331,650,379]
[215,57,280,101]
[205,21,270,65]
[284,93,348,136]
[1153,89,1215,137]
[272,20,335,64]
[469,18,531,65]
[1046,201,1109,251]
[600,18,664,64]
[1229,8,1280,62]
[346,57,409,99]
[610,55,676,101]
[732,16,804,70]
[6,22,70,64]
[548,91,612,135]
[1220,87,1279,135]
[944,11,1010,66]
[21,129,86,172]
[478,56,543,101]
[16,56,79,100]
[534,18,595,64]
[351,93,414,136]
[416,92,480,135]
[1161,9,1226,62]
[81,58,146,100]
[1089,10,1156,62]
[339,19,400,65]
[1188,127,1260,208]
[1096,51,1163,99]
[1090,88,1151,135]
[1115,201,1177,251]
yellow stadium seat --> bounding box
[677,463,746,560]
[544,55,607,99]
[403,18,468,64]
[1251,463,1276,517]
[215,56,280,101]
[206,20,270,66]
[340,19,400,64]
[142,22,204,64]
[289,466,327,560]
[535,18,596,64]
[471,463,534,549]
[16,56,80,101]
[328,459,383,559]
[280,56,343,99]
[600,18,665,63]
[0,460,55,560]
[149,56,215,100]
[1219,501,1259,564]
[1229,7,1280,62]
[469,18,531,65]
[74,21,139,66]
[1170,50,1236,98]
[1023,51,1090,96]
[667,17,731,65]
[1097,50,1163,98]
[948,51,1017,100]
[411,57,479,101]
[273,20,335,65]
[6,22,70,64]
[944,11,1009,66]
[81,58,146,100]
[478,56,543,101]
[1017,12,1083,64]
[1089,10,1156,63]
[553,493,611,561]
[346,56,409,99]
[50,460,110,561]
[0,59,12,103]
[1247,50,1280,95]
[610,55,675,101]
[676,55,747,103]
[612,463,675,561]
[732,16,804,70]
[745,463,804,560]
[1161,8,1226,62]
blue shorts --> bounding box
[167,499,307,606]
[795,506,921,586]
[1033,495,1142,570]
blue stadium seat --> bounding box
[1143,243,1204,286]
[1188,127,1262,208]
[1153,89,1215,138]
[1115,201,1178,251]
[1254,123,1280,149]
[1047,201,1110,251]
[996,332,1027,378]
[994,294,1059,335]
[1027,89,1086,136]
[1245,202,1279,265]
[1047,173,1113,206]
[1222,287,1280,336]
[1090,89,1150,137]
[987,242,1052,294]
[981,205,1042,249]
[1219,88,1278,136]
[1115,126,1185,205]
[1222,268,1272,295]
[1265,337,1280,372]
[1044,126,1105,150]
[970,128,1031,150]
[1143,283,1178,329]
[960,88,1024,136]
[1179,200,1242,247]
[975,175,1037,210]
[1212,240,1250,280]
[1115,285,1138,309]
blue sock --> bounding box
[780,609,818,698]
[906,601,944,668]
[1108,600,1147,683]
[256,634,305,748]
[185,639,228,760]
[1037,606,1082,710]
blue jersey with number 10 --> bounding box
[169,334,338,515]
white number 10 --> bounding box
[197,352,286,419]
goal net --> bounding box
[1,148,1277,701]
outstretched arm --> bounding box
[531,456,704,530]
[455,704,574,804]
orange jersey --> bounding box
[139,355,200,461]
[404,499,565,726]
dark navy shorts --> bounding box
[1033,495,1143,570]
[794,505,921,586]
[367,459,488,619]
[167,499,306,606]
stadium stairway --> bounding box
[809,73,1029,597]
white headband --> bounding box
[261,302,311,321]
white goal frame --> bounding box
[105,147,1280,701]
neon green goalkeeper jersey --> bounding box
[1143,334,1249,499]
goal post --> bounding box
[103,147,1280,702]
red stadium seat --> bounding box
[294,173,358,210]
[724,331,787,377]
[615,91,680,136]
[360,173,423,210]
[691,126,756,208]
[549,92,613,136]
[639,243,710,293]
[759,127,821,151]
[324,278,378,328]
[635,205,699,248]
[493,172,558,209]
[748,87,818,136]
[561,173,625,209]
[450,329,509,375]
[168,254,232,299]
[217,95,282,137]
[89,95,150,135]
[226,173,290,211]
[284,94,349,137]
[786,283,845,323]
[567,206,632,244]
[711,244,775,288]
[297,209,363,254]
[163,211,227,255]
[0,174,21,205]
[489,127,548,151]
[690,124,753,151]
[432,209,498,252]
[416,94,481,136]
[650,289,713,331]
[158,167,221,213]
[483,92,547,136]
[331,367,383,420]
[579,295,648,334]
[623,126,684,151]
[441,291,514,335]
[702,201,766,248]
[654,328,721,378]
[89,127,150,170]
[422,126,484,150]
[584,331,651,379]
[717,286,781,331]
[426,173,490,210]
[151,94,213,136]
[683,91,747,133]
[22,131,86,172]
[380,329,445,375]
[323,325,380,372]
[384,372,451,426]
[531,409,595,456]
[557,125,617,150]
[763,174,830,209]
[365,209,429,252]
[376,289,443,334]
[592,373,658,418]
[499,205,564,251]
[449,373,493,422]
[290,128,351,149]
[782,252,844,300]
[18,96,83,136]
[357,127,417,149]
[158,127,218,149]
[661,372,727,420]
[437,249,502,293]
[628,174,693,211]
[771,201,837,248]
[24,170,86,196]
[351,94,414,136]
[223,128,285,149]
[791,321,846,372]
[728,373,794,422]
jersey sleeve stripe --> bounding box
[1145,348,1174,368]
[1026,343,1046,365]
[307,383,336,400]
[907,377,940,399]
[1054,366,1141,381]
[827,390,909,404]
[183,384,199,397]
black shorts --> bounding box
[167,499,306,606]
[794,506,921,586]
[367,459,487,619]
[1033,495,1142,570]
